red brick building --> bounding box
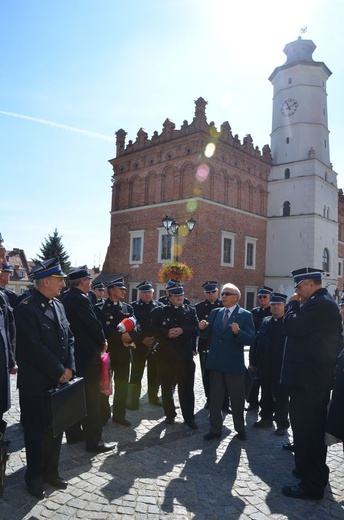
[103,98,272,306]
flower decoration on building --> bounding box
[158,261,194,284]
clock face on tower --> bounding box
[281,98,298,117]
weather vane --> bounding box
[299,26,307,36]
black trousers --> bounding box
[158,357,195,423]
[20,393,63,487]
[289,386,330,495]
[198,347,210,400]
[130,344,160,403]
[109,345,131,421]
[209,371,245,434]
[259,375,289,428]
[65,363,102,448]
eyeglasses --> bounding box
[258,295,268,298]
[221,291,237,297]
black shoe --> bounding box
[164,417,175,425]
[283,442,295,452]
[46,476,68,489]
[185,420,198,430]
[149,398,163,406]
[26,485,46,499]
[253,419,273,428]
[235,430,247,441]
[204,432,222,440]
[222,407,233,415]
[246,404,259,411]
[112,417,131,427]
[282,484,323,500]
[86,441,116,453]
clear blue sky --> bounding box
[1,0,343,268]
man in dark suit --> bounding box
[246,285,273,411]
[200,283,255,441]
[130,281,163,406]
[96,277,140,427]
[150,281,199,429]
[62,266,115,453]
[158,278,191,306]
[15,258,75,499]
[0,267,17,439]
[194,281,223,408]
[249,292,289,435]
[281,267,343,500]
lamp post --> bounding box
[162,215,196,262]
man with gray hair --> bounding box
[199,283,255,441]
[62,266,115,453]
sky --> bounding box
[1,0,344,268]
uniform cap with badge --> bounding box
[202,281,218,293]
[67,265,92,280]
[269,292,287,304]
[291,267,324,287]
[31,257,66,280]
[107,277,126,290]
[257,285,273,296]
[167,280,184,296]
[136,281,153,292]
[92,282,105,290]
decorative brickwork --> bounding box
[103,98,273,303]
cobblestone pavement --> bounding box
[1,352,344,519]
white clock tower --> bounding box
[265,37,339,295]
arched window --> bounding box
[284,168,290,179]
[322,248,329,272]
[283,201,291,216]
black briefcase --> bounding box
[46,377,87,437]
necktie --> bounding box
[223,308,230,327]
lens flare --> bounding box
[196,164,210,182]
[205,143,216,158]
[173,243,183,257]
[186,199,198,212]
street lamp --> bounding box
[162,215,196,261]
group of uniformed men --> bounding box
[1,254,343,502]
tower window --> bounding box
[288,77,292,84]
[283,201,291,216]
[286,137,289,144]
[322,248,329,272]
[284,168,290,179]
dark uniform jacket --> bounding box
[0,286,18,308]
[150,303,199,363]
[326,348,344,441]
[281,288,343,391]
[250,316,286,377]
[195,298,223,352]
[62,287,106,375]
[131,299,163,346]
[15,289,75,395]
[0,292,16,413]
[96,299,140,353]
[251,305,272,333]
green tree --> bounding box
[33,228,71,274]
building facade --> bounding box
[103,37,343,306]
